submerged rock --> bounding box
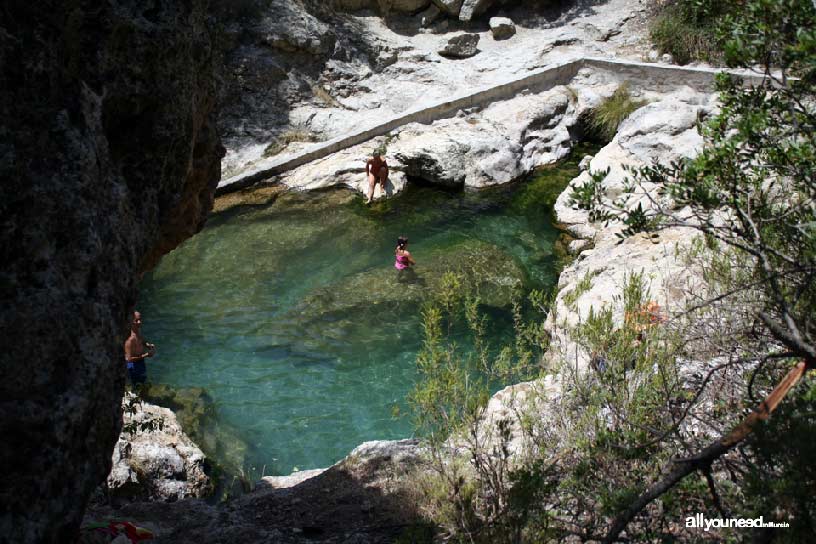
[142,384,249,478]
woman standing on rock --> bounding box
[365,148,389,204]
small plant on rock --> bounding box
[586,83,647,142]
[569,167,611,223]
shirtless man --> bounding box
[124,311,155,385]
[365,150,389,204]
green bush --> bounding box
[568,167,610,223]
[650,6,719,64]
[649,0,737,64]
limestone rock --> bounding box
[278,138,408,201]
[431,0,464,16]
[489,17,516,40]
[258,10,336,56]
[393,88,574,188]
[347,439,424,465]
[278,87,576,194]
[459,0,494,21]
[439,33,481,58]
[107,398,212,502]
[0,2,221,541]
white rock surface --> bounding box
[279,85,579,197]
[278,137,408,200]
[222,0,655,178]
[459,0,494,21]
[489,17,516,40]
[107,397,211,501]
[479,86,717,453]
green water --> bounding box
[138,147,590,476]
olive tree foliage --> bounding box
[629,0,816,368]
[593,0,816,539]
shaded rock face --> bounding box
[459,0,495,21]
[0,2,222,542]
[85,439,427,543]
[334,0,431,14]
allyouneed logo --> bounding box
[686,513,790,531]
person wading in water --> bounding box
[365,149,389,205]
[395,235,416,275]
[124,310,155,385]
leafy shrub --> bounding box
[649,0,736,64]
[569,167,610,223]
[618,202,661,238]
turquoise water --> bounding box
[138,150,587,476]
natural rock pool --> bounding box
[138,145,594,476]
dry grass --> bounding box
[587,83,647,142]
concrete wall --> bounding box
[217,57,770,195]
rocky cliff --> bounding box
[0,1,222,542]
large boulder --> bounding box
[278,138,409,200]
[393,88,574,188]
[0,1,222,542]
[107,398,212,502]
[432,0,465,16]
[489,16,516,40]
[459,0,495,21]
[438,33,481,58]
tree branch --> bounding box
[602,361,809,543]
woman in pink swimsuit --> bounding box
[394,236,416,271]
